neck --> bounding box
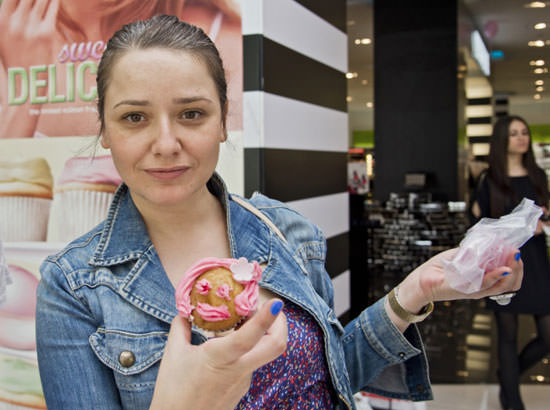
[507,153,527,176]
[134,187,222,242]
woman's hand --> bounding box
[0,0,60,68]
[150,299,287,410]
[0,0,60,138]
[393,248,523,323]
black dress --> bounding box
[475,175,550,314]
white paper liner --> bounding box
[0,197,51,242]
[48,190,114,243]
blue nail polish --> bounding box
[271,301,283,315]
[515,252,521,261]
[502,272,511,277]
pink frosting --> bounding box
[216,284,232,300]
[196,279,211,295]
[175,257,262,322]
[57,155,122,186]
[196,302,230,321]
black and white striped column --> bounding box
[242,0,350,319]
[494,94,509,118]
[465,76,493,161]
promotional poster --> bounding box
[0,1,243,408]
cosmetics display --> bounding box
[363,193,490,382]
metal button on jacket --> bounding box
[118,350,136,368]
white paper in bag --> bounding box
[443,198,542,293]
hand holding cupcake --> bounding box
[176,257,262,336]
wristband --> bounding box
[388,287,434,323]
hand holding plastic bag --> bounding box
[444,198,542,294]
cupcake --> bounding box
[48,155,122,243]
[0,260,46,409]
[176,257,262,335]
[0,158,53,242]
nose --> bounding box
[151,118,182,156]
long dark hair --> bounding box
[486,115,549,217]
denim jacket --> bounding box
[36,174,432,410]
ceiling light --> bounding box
[366,102,373,108]
[530,59,546,65]
[528,40,545,47]
[346,96,353,102]
[348,20,356,26]
[534,94,542,99]
[361,80,368,85]
[535,23,547,29]
[534,67,548,73]
[525,2,546,7]
[346,72,358,79]
[536,86,544,91]
[536,79,544,85]
[355,38,371,45]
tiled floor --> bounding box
[427,384,549,410]
[355,384,550,410]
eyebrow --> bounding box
[112,97,213,109]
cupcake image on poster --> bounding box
[0,158,53,242]
[47,155,122,243]
[0,260,45,409]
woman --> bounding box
[36,16,522,410]
[0,0,241,138]
[472,115,550,410]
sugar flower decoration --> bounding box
[230,257,255,282]
[216,284,232,300]
[195,279,211,295]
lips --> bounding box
[145,166,189,180]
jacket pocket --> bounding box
[89,328,167,376]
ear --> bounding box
[100,134,110,149]
[220,101,228,142]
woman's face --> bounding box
[101,48,226,208]
[507,119,530,156]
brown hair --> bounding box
[96,14,228,137]
[486,115,549,217]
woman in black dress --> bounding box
[472,115,550,410]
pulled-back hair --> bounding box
[486,115,549,216]
[96,14,227,136]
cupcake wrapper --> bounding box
[48,190,114,243]
[0,197,51,242]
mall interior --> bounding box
[341,0,550,409]
[1,0,550,409]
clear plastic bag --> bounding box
[443,198,542,294]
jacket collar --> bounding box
[89,172,271,267]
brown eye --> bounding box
[182,110,202,120]
[124,113,145,123]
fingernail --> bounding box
[502,272,511,276]
[270,300,283,315]
[515,252,521,261]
